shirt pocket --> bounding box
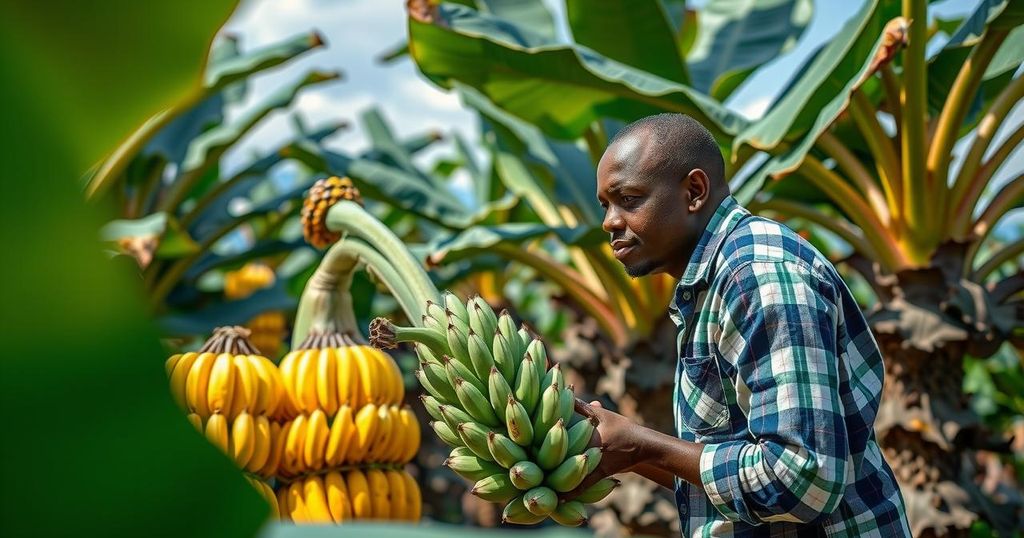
[678,354,730,436]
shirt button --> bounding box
[681,290,692,300]
[679,503,688,515]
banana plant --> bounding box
[406,0,1023,534]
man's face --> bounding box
[596,131,702,279]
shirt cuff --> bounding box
[699,440,759,525]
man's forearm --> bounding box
[631,462,677,490]
[636,426,704,487]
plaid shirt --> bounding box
[669,196,911,537]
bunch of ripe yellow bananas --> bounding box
[167,345,294,420]
[276,468,420,523]
[187,412,285,477]
[278,344,405,414]
[275,404,419,478]
[223,262,287,358]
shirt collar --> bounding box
[669,195,749,314]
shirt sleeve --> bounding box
[699,260,850,525]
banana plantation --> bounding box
[6,0,1022,537]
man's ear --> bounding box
[686,168,710,213]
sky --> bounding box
[218,0,1020,234]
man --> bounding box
[568,113,911,537]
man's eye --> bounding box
[621,195,639,205]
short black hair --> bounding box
[609,113,726,186]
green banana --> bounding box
[560,384,575,426]
[450,446,475,458]
[456,421,493,461]
[430,421,463,448]
[584,446,602,474]
[526,338,548,381]
[488,366,512,422]
[541,363,565,392]
[502,494,547,525]
[536,418,567,470]
[576,477,619,503]
[425,299,448,326]
[473,296,499,336]
[419,394,446,422]
[517,325,532,358]
[497,311,519,351]
[422,314,445,334]
[417,361,458,404]
[567,415,597,456]
[446,324,472,369]
[523,486,558,516]
[491,333,518,384]
[533,382,562,438]
[445,453,505,481]
[471,472,519,503]
[443,291,469,326]
[438,404,475,433]
[505,395,534,446]
[546,452,588,493]
[514,354,540,415]
[467,331,496,381]
[454,377,501,427]
[550,501,587,527]
[509,460,544,490]
[442,355,485,395]
[487,431,528,468]
[415,343,442,364]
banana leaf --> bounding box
[407,3,751,141]
[566,0,688,84]
[687,0,814,101]
[732,0,899,153]
[426,223,606,265]
[477,0,557,45]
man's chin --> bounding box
[623,259,661,278]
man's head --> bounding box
[596,113,728,279]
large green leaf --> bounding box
[687,0,814,101]
[732,0,899,153]
[477,0,557,45]
[426,223,606,265]
[0,2,268,537]
[408,3,751,142]
[566,0,689,84]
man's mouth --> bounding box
[611,239,637,260]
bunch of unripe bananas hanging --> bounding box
[370,292,620,526]
[274,331,421,522]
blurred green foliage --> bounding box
[0,2,272,537]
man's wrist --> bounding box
[632,422,662,464]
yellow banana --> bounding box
[165,353,182,378]
[294,349,320,413]
[335,346,359,407]
[287,480,310,523]
[369,347,403,405]
[325,405,355,467]
[205,413,229,453]
[231,411,256,468]
[168,352,199,411]
[245,355,273,416]
[186,413,203,433]
[369,405,393,462]
[346,469,372,519]
[385,469,407,520]
[316,347,339,416]
[366,468,390,520]
[302,475,334,523]
[351,345,380,407]
[262,481,280,519]
[283,414,308,475]
[185,352,216,416]
[206,353,236,415]
[261,421,287,478]
[229,355,257,419]
[304,409,330,471]
[349,403,378,463]
[247,414,272,473]
[278,349,301,405]
[399,405,421,463]
[325,471,352,523]
[385,405,405,462]
[402,471,421,522]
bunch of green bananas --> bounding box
[275,467,421,523]
[370,293,620,526]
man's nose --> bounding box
[602,206,624,233]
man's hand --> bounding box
[562,399,653,501]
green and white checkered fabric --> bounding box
[668,196,910,537]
